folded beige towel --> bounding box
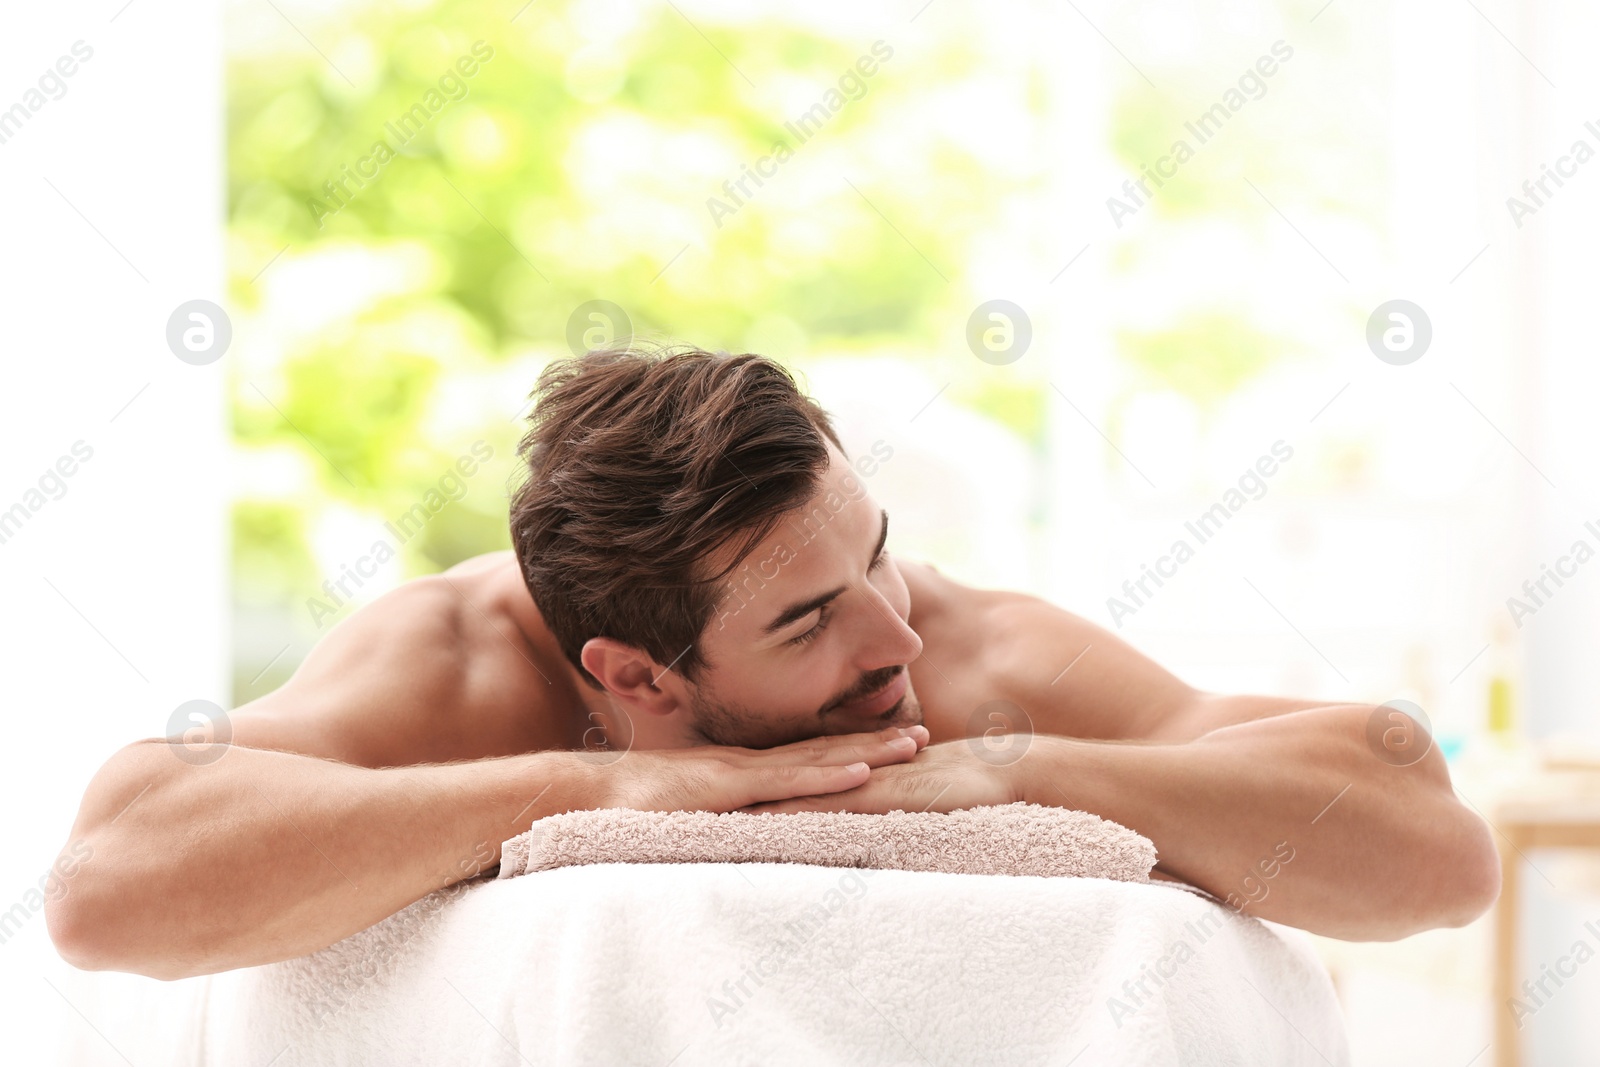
[497,801,1156,882]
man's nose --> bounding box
[856,586,923,669]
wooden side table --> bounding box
[1491,778,1600,1067]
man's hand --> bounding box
[737,739,1019,815]
[593,725,933,813]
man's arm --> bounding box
[747,699,1498,940]
[1011,699,1500,940]
[45,740,590,980]
[44,573,929,979]
[751,587,1501,940]
[44,575,566,979]
[1000,594,1499,938]
[49,728,925,980]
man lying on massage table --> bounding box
[45,343,1499,981]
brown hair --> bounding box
[510,343,844,689]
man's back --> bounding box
[228,551,588,768]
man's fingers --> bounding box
[743,797,830,815]
[741,785,880,816]
[735,760,870,807]
[738,761,922,815]
[810,734,919,768]
[754,726,929,767]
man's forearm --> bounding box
[1017,704,1501,940]
[46,741,598,980]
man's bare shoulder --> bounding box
[902,557,1075,676]
[230,551,584,766]
[902,560,1195,741]
[900,560,1047,736]
[901,558,1038,622]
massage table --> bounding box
[54,862,1348,1065]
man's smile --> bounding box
[825,668,914,723]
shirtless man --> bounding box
[45,345,1499,981]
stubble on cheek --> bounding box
[687,688,824,750]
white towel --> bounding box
[56,861,1348,1066]
[498,802,1158,881]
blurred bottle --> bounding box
[1487,615,1520,739]
[1452,616,1537,795]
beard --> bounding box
[686,666,924,750]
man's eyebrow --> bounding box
[761,510,889,637]
[869,508,889,565]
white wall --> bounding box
[0,1,226,1061]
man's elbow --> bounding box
[44,887,105,973]
[41,831,108,973]
[43,857,194,981]
[47,896,196,981]
[1349,803,1501,942]
[1437,807,1502,929]
[1386,804,1501,938]
[1390,742,1501,934]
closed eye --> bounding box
[788,605,832,646]
[765,510,890,646]
[791,551,884,647]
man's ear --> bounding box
[580,637,684,716]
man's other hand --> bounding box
[594,725,931,813]
[737,739,1018,815]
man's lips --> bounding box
[829,670,909,719]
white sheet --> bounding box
[55,863,1349,1066]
